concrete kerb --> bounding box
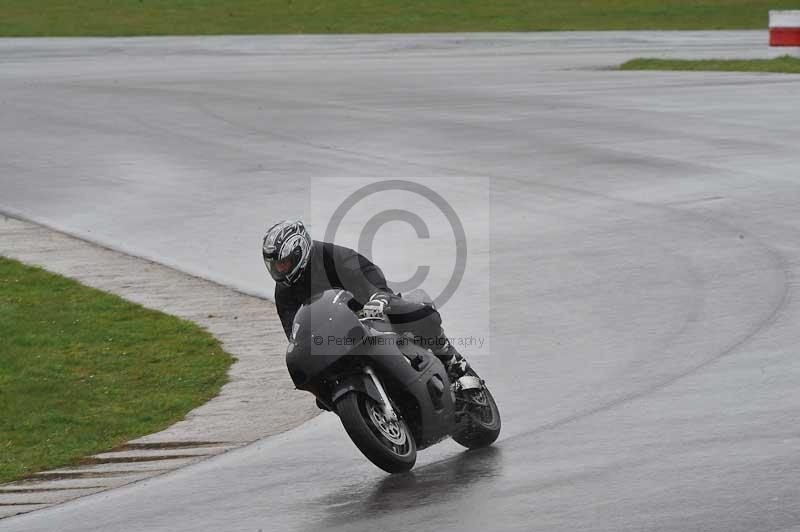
[0,214,318,519]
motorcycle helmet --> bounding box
[262,220,313,286]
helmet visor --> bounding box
[264,253,298,282]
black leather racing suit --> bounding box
[275,240,450,357]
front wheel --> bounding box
[336,392,417,473]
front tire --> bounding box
[336,392,417,473]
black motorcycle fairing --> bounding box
[383,348,456,448]
[285,289,458,450]
[286,289,366,389]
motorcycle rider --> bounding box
[262,219,470,380]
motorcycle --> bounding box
[285,288,501,473]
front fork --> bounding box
[364,366,398,422]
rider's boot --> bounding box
[431,334,470,381]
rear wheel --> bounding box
[336,392,417,473]
[451,373,501,449]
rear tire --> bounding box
[336,392,417,473]
[451,381,501,450]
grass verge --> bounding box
[0,256,234,483]
[0,0,797,37]
[620,55,800,74]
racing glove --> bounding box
[359,292,391,320]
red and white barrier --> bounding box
[769,10,800,57]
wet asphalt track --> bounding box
[3,31,800,531]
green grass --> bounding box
[620,55,800,74]
[0,0,796,37]
[0,256,233,483]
